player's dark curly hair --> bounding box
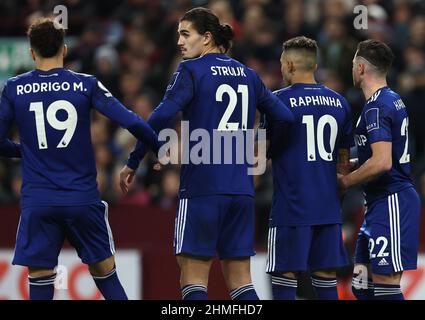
[356,39,395,74]
[180,7,234,53]
[27,17,65,58]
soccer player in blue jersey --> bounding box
[261,36,353,300]
[0,18,161,300]
[119,7,294,300]
[338,40,420,300]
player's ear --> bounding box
[288,60,295,74]
[359,62,365,75]
[62,44,68,58]
[203,31,213,46]
[29,48,36,62]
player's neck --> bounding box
[290,73,317,85]
[361,78,388,100]
[35,57,63,72]
[200,46,222,57]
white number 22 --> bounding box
[29,100,78,149]
[399,117,410,164]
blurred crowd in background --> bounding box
[0,0,424,252]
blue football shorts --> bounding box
[266,223,349,273]
[173,195,255,259]
[354,187,420,275]
[12,201,115,269]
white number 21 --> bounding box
[29,100,78,149]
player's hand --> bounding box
[153,161,163,171]
[119,165,135,194]
[152,147,170,171]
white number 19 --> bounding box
[30,100,78,149]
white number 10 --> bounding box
[29,100,78,149]
[302,114,338,161]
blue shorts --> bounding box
[266,224,349,273]
[173,195,255,259]
[12,201,115,269]
[355,187,420,275]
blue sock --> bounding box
[29,273,56,300]
[230,283,259,300]
[311,275,338,300]
[181,284,208,300]
[352,276,374,300]
[92,267,128,300]
[271,275,297,300]
[374,283,404,300]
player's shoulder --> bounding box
[5,70,35,86]
[1,70,35,97]
[66,69,96,82]
[366,87,399,110]
[321,85,350,107]
[272,86,293,97]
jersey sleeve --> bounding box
[254,73,294,123]
[90,77,160,153]
[340,99,354,149]
[0,82,14,121]
[162,63,194,109]
[126,65,194,169]
[0,82,21,158]
[364,101,393,144]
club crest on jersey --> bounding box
[365,108,379,132]
[167,72,180,91]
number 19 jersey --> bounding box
[0,68,146,207]
[263,84,353,226]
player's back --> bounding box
[174,53,281,198]
[4,68,101,206]
[355,87,413,203]
[269,84,352,226]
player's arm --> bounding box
[125,65,193,169]
[122,98,183,190]
[337,101,354,175]
[339,102,392,189]
[121,65,194,194]
[337,149,351,175]
[0,122,21,158]
[91,78,160,153]
[0,83,21,158]
[339,141,392,189]
[255,75,294,124]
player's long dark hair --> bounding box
[180,7,234,53]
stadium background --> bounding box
[0,0,424,299]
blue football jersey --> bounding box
[0,68,158,207]
[355,87,413,204]
[263,83,353,226]
[127,53,293,198]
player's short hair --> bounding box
[27,17,65,58]
[282,36,318,70]
[356,39,394,75]
[180,7,234,53]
